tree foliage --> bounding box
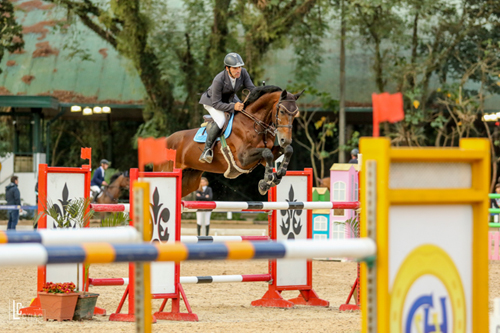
[47,0,330,139]
[0,0,24,74]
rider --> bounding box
[198,52,256,163]
[90,159,110,197]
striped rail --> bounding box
[181,201,360,212]
[90,274,272,286]
[90,201,360,213]
[0,230,267,245]
[90,204,130,212]
[0,239,376,266]
[0,227,140,244]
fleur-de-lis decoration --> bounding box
[52,183,74,228]
[150,187,170,243]
[280,185,302,239]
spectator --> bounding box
[90,159,110,198]
[195,177,213,236]
[6,176,21,230]
[349,148,359,164]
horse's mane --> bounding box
[109,172,123,184]
[244,85,282,108]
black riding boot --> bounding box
[199,122,222,163]
[205,225,210,236]
[197,225,201,236]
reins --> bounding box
[240,93,298,137]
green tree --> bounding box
[46,0,330,139]
[0,0,24,73]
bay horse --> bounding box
[155,85,303,197]
[95,172,130,204]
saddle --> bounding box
[201,115,214,127]
[194,113,235,143]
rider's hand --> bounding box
[102,181,108,186]
[234,102,244,111]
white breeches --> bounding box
[90,185,101,194]
[203,105,226,129]
[196,211,212,230]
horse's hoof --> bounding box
[258,180,269,195]
[277,168,287,178]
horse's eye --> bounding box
[280,110,284,114]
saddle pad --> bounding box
[193,113,235,143]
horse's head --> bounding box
[274,89,303,148]
[121,172,130,189]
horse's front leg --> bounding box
[258,148,277,195]
[274,144,293,181]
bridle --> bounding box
[240,96,299,136]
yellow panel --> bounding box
[390,149,486,162]
[360,137,489,333]
[388,189,485,204]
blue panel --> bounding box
[46,245,86,264]
[113,244,158,262]
[186,243,228,260]
[6,231,42,243]
[252,242,286,259]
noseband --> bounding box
[275,99,299,129]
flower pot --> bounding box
[73,293,99,320]
[38,292,79,321]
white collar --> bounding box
[229,76,236,88]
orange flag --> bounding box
[372,92,405,137]
[80,147,92,167]
[138,137,176,171]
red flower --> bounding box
[40,282,76,294]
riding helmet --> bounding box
[224,53,244,67]
[351,149,359,156]
[100,159,110,165]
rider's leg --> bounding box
[196,211,203,236]
[90,185,101,200]
[200,105,225,163]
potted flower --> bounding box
[38,282,79,321]
[34,197,100,320]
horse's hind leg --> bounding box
[258,148,276,195]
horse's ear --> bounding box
[294,89,305,100]
[281,89,288,100]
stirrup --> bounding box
[199,148,213,163]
